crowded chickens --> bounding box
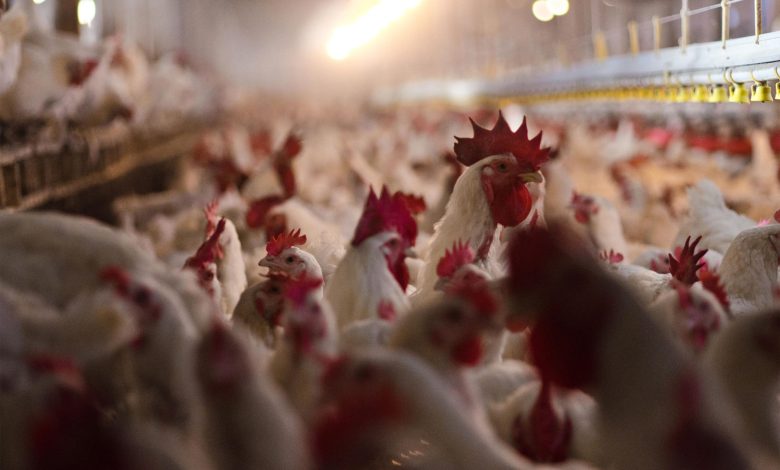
[3,1,780,469]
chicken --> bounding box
[0,283,138,368]
[674,179,756,255]
[231,275,286,347]
[326,187,417,328]
[269,277,337,418]
[258,228,324,291]
[718,224,780,315]
[183,209,247,317]
[609,235,709,304]
[506,227,762,469]
[648,284,729,355]
[488,378,600,465]
[0,212,213,332]
[705,308,780,459]
[100,266,201,431]
[389,289,501,424]
[568,191,628,256]
[418,113,549,296]
[183,218,227,309]
[195,321,309,470]
[0,1,28,95]
[312,349,527,469]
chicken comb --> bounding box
[250,128,272,156]
[266,228,307,256]
[451,282,498,317]
[203,200,220,237]
[774,209,780,223]
[599,249,624,264]
[351,186,418,247]
[453,111,550,171]
[668,236,707,286]
[100,266,131,297]
[185,218,226,269]
[283,277,323,307]
[570,191,599,224]
[278,132,303,160]
[395,192,427,215]
[698,267,730,312]
[273,132,303,198]
[437,240,475,278]
[246,195,287,229]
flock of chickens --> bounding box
[2,75,780,468]
[0,0,217,144]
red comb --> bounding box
[454,111,550,171]
[351,187,417,247]
[451,282,498,317]
[599,249,624,264]
[266,228,307,256]
[774,209,780,223]
[273,132,302,198]
[395,192,427,215]
[100,266,130,297]
[246,195,287,229]
[437,240,475,278]
[698,267,730,312]
[279,132,303,159]
[185,218,226,270]
[203,200,220,237]
[250,128,272,156]
[284,277,323,307]
[570,191,599,224]
[669,236,707,286]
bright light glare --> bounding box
[77,0,96,26]
[33,0,47,4]
[532,0,554,22]
[326,0,421,61]
[547,0,570,16]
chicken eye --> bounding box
[497,162,508,173]
[286,256,295,264]
[269,286,280,294]
[202,271,214,281]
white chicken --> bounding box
[326,187,417,328]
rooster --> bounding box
[418,112,550,297]
[326,187,417,328]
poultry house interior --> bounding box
[2,0,780,468]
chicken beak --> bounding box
[404,248,418,259]
[258,257,282,272]
[519,172,543,184]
